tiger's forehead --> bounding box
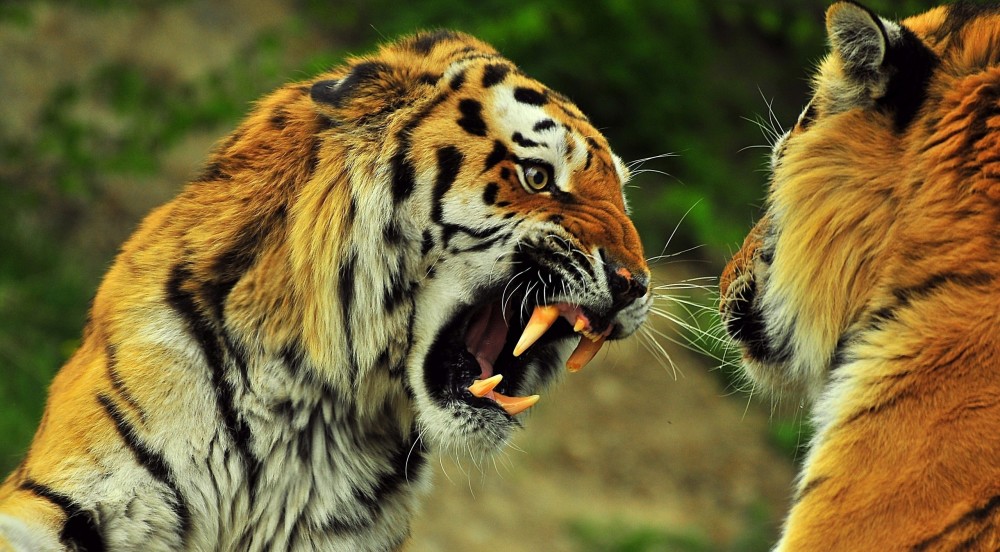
[351,30,627,187]
[444,56,627,187]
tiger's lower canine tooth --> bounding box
[491,391,540,416]
[468,374,502,397]
[513,305,560,357]
[566,334,607,372]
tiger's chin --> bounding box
[412,283,620,454]
[720,269,825,399]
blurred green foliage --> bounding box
[0,0,940,542]
[568,501,774,552]
[569,519,713,552]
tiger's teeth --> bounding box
[491,391,540,416]
[513,305,560,357]
[566,334,607,372]
[468,374,503,398]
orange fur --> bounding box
[721,3,1000,549]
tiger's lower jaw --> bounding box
[721,273,819,398]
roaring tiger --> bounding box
[0,31,650,551]
[720,2,1000,550]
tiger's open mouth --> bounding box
[423,287,613,418]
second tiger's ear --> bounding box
[826,1,890,98]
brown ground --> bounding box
[2,2,795,549]
[410,295,795,550]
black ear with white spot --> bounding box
[309,60,438,129]
[826,1,890,96]
[310,79,342,105]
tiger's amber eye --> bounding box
[523,165,550,191]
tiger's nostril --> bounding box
[607,265,648,305]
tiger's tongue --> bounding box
[465,302,541,416]
[464,302,610,416]
[464,301,507,379]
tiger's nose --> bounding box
[606,263,649,308]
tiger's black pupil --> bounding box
[526,166,548,189]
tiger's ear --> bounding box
[825,1,891,99]
[309,61,433,129]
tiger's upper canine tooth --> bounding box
[566,334,607,372]
[468,374,503,398]
[513,305,560,357]
[491,391,540,416]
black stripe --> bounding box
[513,87,547,106]
[533,119,556,133]
[350,430,427,515]
[483,140,508,172]
[840,387,916,428]
[894,271,994,305]
[97,394,191,544]
[913,494,1000,550]
[457,98,487,136]
[105,341,147,423]
[383,220,404,246]
[269,108,288,130]
[431,145,464,225]
[382,265,411,314]
[20,480,106,552]
[933,1,1000,43]
[417,72,441,86]
[452,231,510,253]
[795,476,828,504]
[195,160,230,183]
[512,132,541,148]
[339,249,358,382]
[308,136,323,176]
[481,63,510,87]
[390,152,417,204]
[391,92,450,204]
[315,113,337,132]
[961,83,1000,154]
[420,230,435,256]
[165,264,259,496]
[410,30,459,55]
[309,79,341,106]
[482,182,499,205]
[829,332,855,371]
[204,205,286,320]
[449,69,466,91]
